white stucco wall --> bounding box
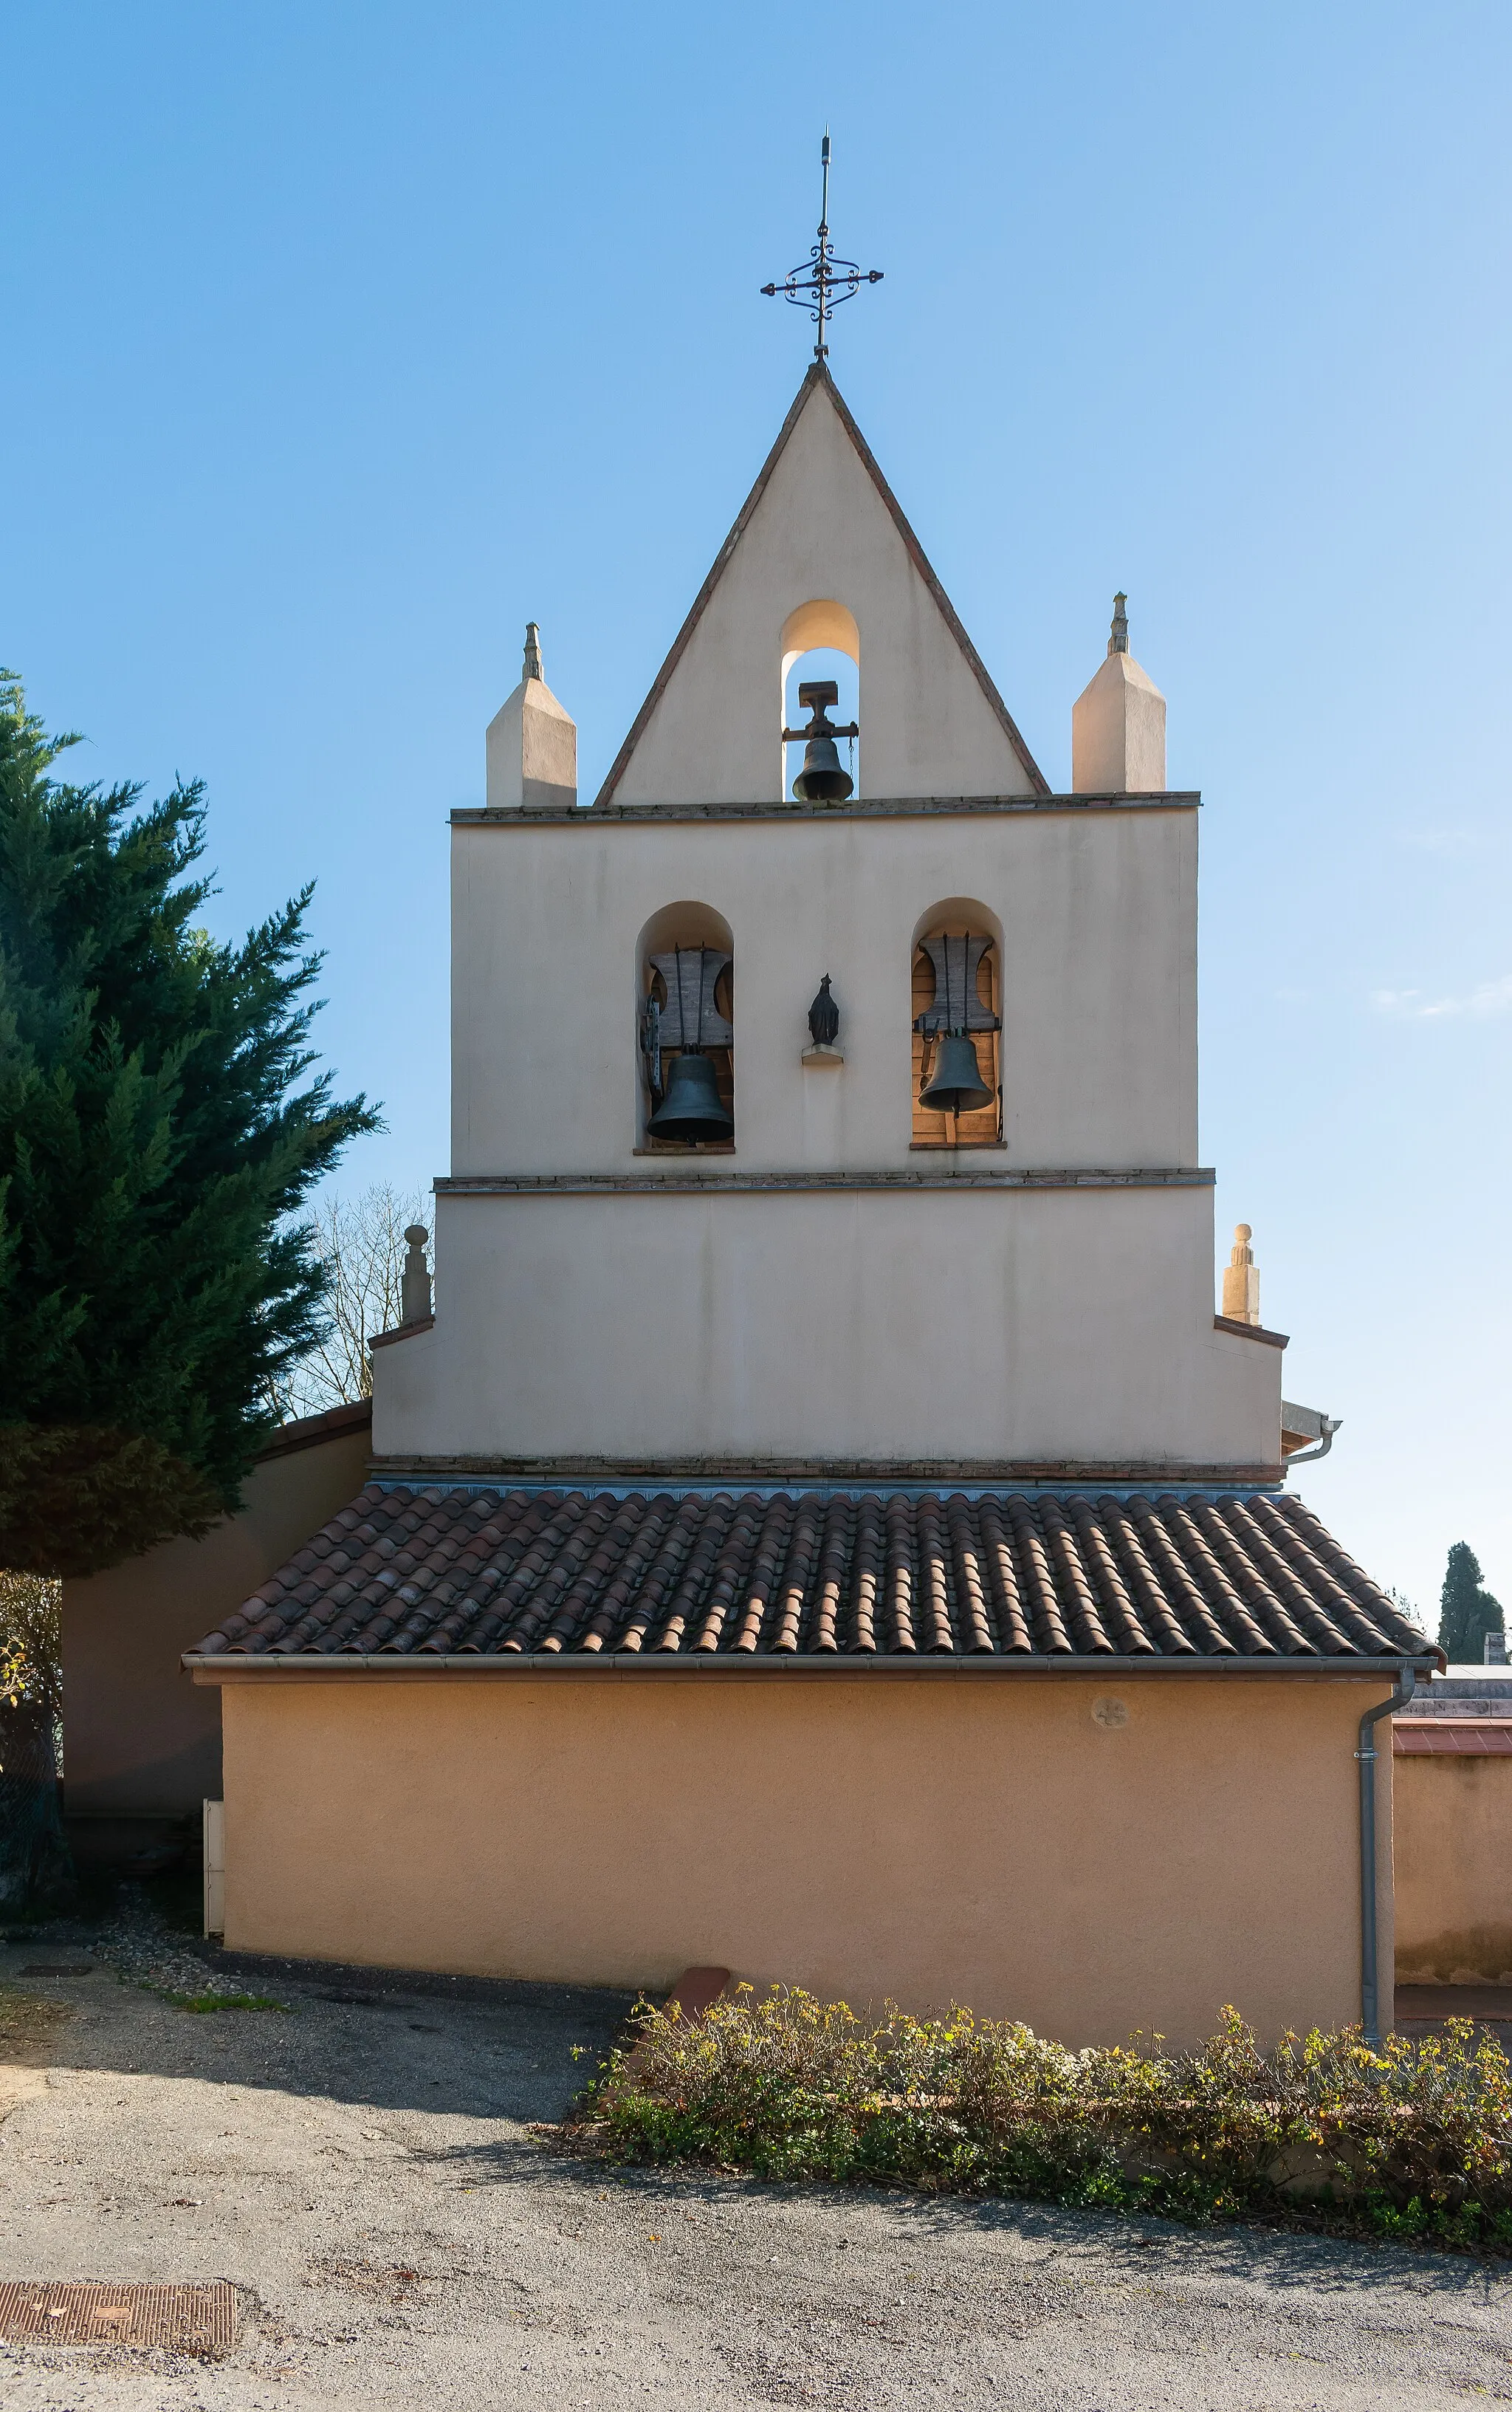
[391,791,1267,1472]
[450,804,1198,1177]
[608,375,1037,806]
[374,1184,1280,1467]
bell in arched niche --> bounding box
[645,944,735,1143]
[783,681,857,804]
[914,933,1000,1122]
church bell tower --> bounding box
[372,335,1285,1487]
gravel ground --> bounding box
[89,1891,295,2009]
[1,1927,1512,2409]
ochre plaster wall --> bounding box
[63,1418,371,1827]
[1395,1753,1512,1984]
[216,1673,1388,2048]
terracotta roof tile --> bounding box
[190,1486,1431,1664]
[1395,1720,1512,1755]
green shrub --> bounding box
[164,1990,286,2014]
[566,1987,1512,2250]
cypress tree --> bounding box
[1437,1542,1505,1664]
[0,673,377,1574]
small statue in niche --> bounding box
[807,974,839,1049]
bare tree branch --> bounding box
[269,1184,429,1419]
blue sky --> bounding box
[5,2,1509,1625]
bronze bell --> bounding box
[789,680,856,804]
[647,1050,735,1142]
[920,1032,992,1114]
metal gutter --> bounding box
[185,1651,1438,1687]
[1287,1416,1341,1467]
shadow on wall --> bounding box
[1395,1744,1512,1984]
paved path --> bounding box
[1,1940,1511,2408]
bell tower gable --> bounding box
[597,366,1045,809]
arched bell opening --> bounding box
[635,901,735,1152]
[910,898,1003,1151]
[780,600,859,804]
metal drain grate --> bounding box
[0,2281,237,2354]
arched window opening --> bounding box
[636,902,735,1152]
[780,600,860,802]
[910,908,1002,1150]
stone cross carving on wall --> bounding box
[912,935,1000,1037]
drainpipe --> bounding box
[1287,1414,1341,1467]
[1357,1664,1418,2043]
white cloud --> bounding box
[1372,974,1512,1021]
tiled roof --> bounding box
[191,1484,1430,1664]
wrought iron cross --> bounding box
[761,134,883,360]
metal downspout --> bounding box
[1358,1665,1418,2043]
[1285,1414,1341,1467]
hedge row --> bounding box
[566,1986,1512,2251]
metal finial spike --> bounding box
[523,622,544,682]
[760,133,883,362]
[1108,593,1129,657]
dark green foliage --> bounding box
[0,1425,222,1577]
[1439,1543,1505,1665]
[0,672,377,1573]
[571,1986,1512,2252]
